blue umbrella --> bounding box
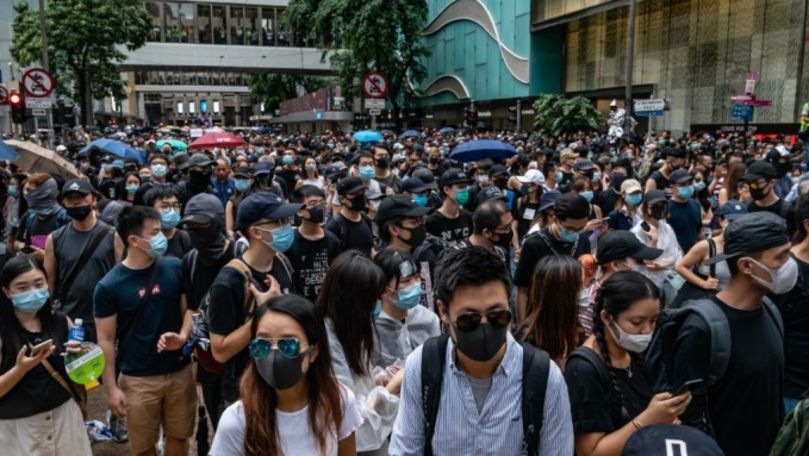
[439,126,456,135]
[80,138,146,165]
[0,140,19,161]
[449,139,517,163]
[156,139,188,151]
[401,129,422,138]
[353,130,384,143]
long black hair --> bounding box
[316,250,385,377]
[0,255,59,373]
[592,270,660,421]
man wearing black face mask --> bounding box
[326,177,374,256]
[389,247,573,455]
[287,185,342,303]
[646,147,686,196]
[176,153,215,205]
[45,179,123,344]
[745,161,790,223]
[461,200,513,266]
[766,147,795,199]
[374,145,401,192]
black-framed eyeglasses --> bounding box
[249,337,312,359]
[454,309,512,332]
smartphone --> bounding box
[641,221,651,232]
[28,339,53,355]
[672,378,703,396]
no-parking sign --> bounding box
[362,72,388,99]
[22,67,55,98]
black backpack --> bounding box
[420,334,550,456]
[646,297,784,392]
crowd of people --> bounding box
[1,125,809,456]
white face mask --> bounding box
[608,320,652,353]
[747,257,799,295]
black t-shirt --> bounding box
[275,169,299,199]
[325,214,373,256]
[182,242,240,311]
[564,348,653,435]
[776,253,809,398]
[425,210,473,248]
[165,229,192,260]
[748,198,789,220]
[558,170,574,193]
[207,257,294,402]
[667,198,702,253]
[598,189,621,216]
[286,230,342,303]
[513,198,540,238]
[675,296,784,456]
[17,210,68,250]
[649,170,672,197]
[514,227,591,287]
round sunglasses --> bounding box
[249,337,313,359]
[453,309,513,332]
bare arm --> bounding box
[210,322,253,364]
[718,187,729,206]
[676,240,716,289]
[644,178,657,194]
[96,314,129,417]
[225,201,235,238]
[338,433,358,456]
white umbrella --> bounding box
[5,139,83,180]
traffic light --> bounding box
[507,105,518,123]
[9,91,27,124]
[465,107,478,126]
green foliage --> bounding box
[11,0,150,125]
[532,94,605,137]
[284,0,429,128]
[249,74,333,113]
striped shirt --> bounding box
[389,333,574,456]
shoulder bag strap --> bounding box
[421,334,449,456]
[121,259,163,345]
[57,225,114,305]
[520,343,551,456]
[226,259,260,316]
[41,358,83,405]
[707,238,717,277]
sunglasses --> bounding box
[453,309,512,332]
[249,337,312,359]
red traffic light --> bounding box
[9,92,22,105]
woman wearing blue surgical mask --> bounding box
[565,271,691,456]
[607,179,644,232]
[117,172,140,206]
[0,255,92,455]
[371,250,440,369]
[226,168,254,238]
[573,177,604,225]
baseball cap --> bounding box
[516,169,545,186]
[111,159,125,169]
[539,191,561,212]
[376,195,431,227]
[173,152,190,170]
[597,230,662,265]
[61,179,94,198]
[233,167,253,179]
[716,200,748,221]
[412,167,438,190]
[670,169,693,184]
[645,189,667,205]
[253,161,274,176]
[401,177,429,194]
[236,191,303,230]
[188,153,214,168]
[573,160,595,171]
[181,193,224,225]
[743,160,778,181]
[622,424,723,456]
[488,164,509,177]
[337,176,365,195]
[706,212,790,265]
[620,178,642,194]
[476,186,508,206]
[440,168,471,189]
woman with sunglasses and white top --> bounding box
[210,294,362,456]
[317,250,403,455]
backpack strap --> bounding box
[706,238,717,277]
[274,251,294,289]
[683,299,732,386]
[225,259,259,316]
[762,296,784,340]
[568,346,611,386]
[421,334,449,456]
[520,343,550,456]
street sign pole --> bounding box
[38,0,54,147]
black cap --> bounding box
[61,179,94,198]
[476,186,508,206]
[188,153,214,168]
[706,212,790,265]
[743,160,778,181]
[337,176,365,195]
[181,193,224,225]
[539,191,561,212]
[253,162,274,176]
[716,200,748,221]
[173,152,190,170]
[401,177,429,194]
[670,169,693,184]
[440,168,471,188]
[622,424,723,456]
[597,230,663,265]
[645,189,667,205]
[233,166,253,178]
[236,191,303,230]
[376,195,431,227]
[412,167,438,190]
[488,164,509,177]
[573,160,595,171]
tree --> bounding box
[533,94,605,137]
[11,0,150,127]
[284,0,429,130]
[249,74,332,114]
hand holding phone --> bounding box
[672,378,703,396]
[29,339,54,356]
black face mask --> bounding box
[492,229,512,249]
[650,205,667,220]
[399,225,426,248]
[254,350,306,390]
[189,169,211,187]
[188,227,227,264]
[305,205,325,224]
[494,178,509,190]
[451,322,507,362]
[348,194,367,212]
[429,156,440,165]
[751,185,770,201]
[66,205,93,221]
[376,158,389,169]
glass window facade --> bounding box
[134,71,250,86]
[533,0,617,23]
[142,2,300,46]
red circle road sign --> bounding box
[22,67,56,98]
[362,72,389,99]
[0,87,7,105]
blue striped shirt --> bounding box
[389,333,574,456]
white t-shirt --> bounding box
[210,385,362,456]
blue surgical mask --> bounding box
[160,209,181,230]
[678,185,695,199]
[235,179,251,193]
[556,171,564,181]
[126,184,139,194]
[10,287,50,313]
[694,181,706,191]
[558,226,579,243]
[282,155,294,166]
[144,232,168,258]
[151,164,167,178]
[625,193,643,207]
[580,191,594,202]
[372,299,382,321]
[592,172,602,181]
[7,185,17,197]
[394,282,423,310]
[266,224,294,253]
[413,194,428,207]
[359,165,375,181]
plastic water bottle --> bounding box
[68,318,85,342]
